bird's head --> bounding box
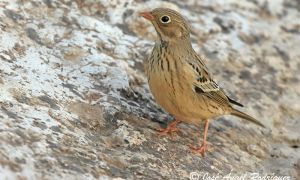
[140,8,191,43]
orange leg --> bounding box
[189,119,210,157]
[157,118,181,136]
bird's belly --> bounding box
[148,71,222,124]
[148,71,176,114]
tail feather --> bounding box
[231,109,265,127]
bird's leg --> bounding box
[157,118,181,136]
[189,119,210,157]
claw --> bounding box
[157,126,180,136]
[189,143,208,157]
[157,118,181,136]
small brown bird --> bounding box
[140,8,264,156]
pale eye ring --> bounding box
[160,15,171,24]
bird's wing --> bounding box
[187,55,243,107]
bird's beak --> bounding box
[139,11,155,21]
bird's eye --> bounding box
[160,15,171,24]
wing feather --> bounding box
[188,55,243,107]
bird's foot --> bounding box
[157,118,181,137]
[189,143,208,157]
[157,126,180,136]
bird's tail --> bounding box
[231,109,265,127]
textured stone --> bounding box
[0,0,299,179]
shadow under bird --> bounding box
[139,8,265,156]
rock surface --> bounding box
[0,0,299,179]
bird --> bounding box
[139,8,264,156]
